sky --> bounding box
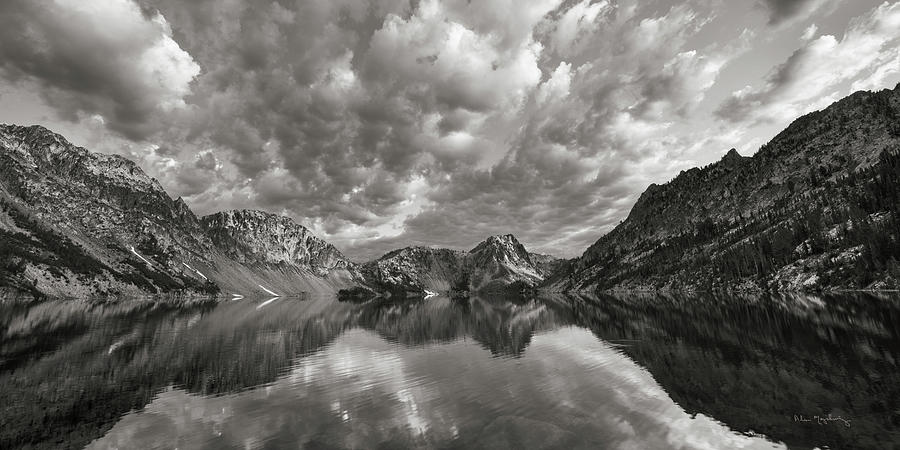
[1,0,899,261]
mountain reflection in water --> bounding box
[1,293,897,449]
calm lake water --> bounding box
[1,293,898,449]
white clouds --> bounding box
[851,48,900,92]
[536,62,574,105]
[365,0,544,113]
[718,1,900,124]
[440,0,565,48]
[0,0,200,138]
[137,18,202,111]
[801,23,819,40]
[548,0,610,56]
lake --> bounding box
[1,293,898,449]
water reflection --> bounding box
[0,292,897,449]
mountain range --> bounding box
[2,84,899,299]
[0,125,557,299]
[351,234,562,298]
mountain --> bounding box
[353,234,560,297]
[195,209,360,297]
[548,84,900,292]
[0,124,356,299]
[201,210,352,273]
[358,247,467,294]
[0,124,215,298]
[466,234,546,291]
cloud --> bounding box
[717,1,900,124]
[0,0,200,139]
[759,0,830,26]
[329,2,741,260]
[108,0,746,261]
[9,0,881,261]
[801,23,819,40]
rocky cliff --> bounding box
[201,210,352,273]
[0,124,356,299]
[548,84,900,292]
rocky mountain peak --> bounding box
[0,124,69,154]
[466,234,544,289]
[201,209,351,270]
[470,234,530,259]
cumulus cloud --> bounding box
[324,2,739,259]
[126,0,743,260]
[0,0,200,139]
[717,1,900,125]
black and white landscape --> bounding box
[1,1,899,449]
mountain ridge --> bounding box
[547,83,900,292]
[0,123,556,299]
[0,124,358,298]
[201,209,352,272]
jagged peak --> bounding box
[471,234,521,251]
[470,234,534,267]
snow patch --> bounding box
[130,246,154,268]
[181,262,208,280]
[258,284,280,297]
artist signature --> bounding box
[792,414,851,428]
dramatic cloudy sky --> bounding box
[1,0,899,261]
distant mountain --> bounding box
[466,234,546,291]
[201,210,352,273]
[0,124,357,299]
[355,234,561,297]
[359,247,467,294]
[547,84,900,292]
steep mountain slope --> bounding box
[549,84,900,292]
[198,209,359,296]
[356,234,560,296]
[0,124,216,298]
[0,124,356,298]
[201,210,352,273]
